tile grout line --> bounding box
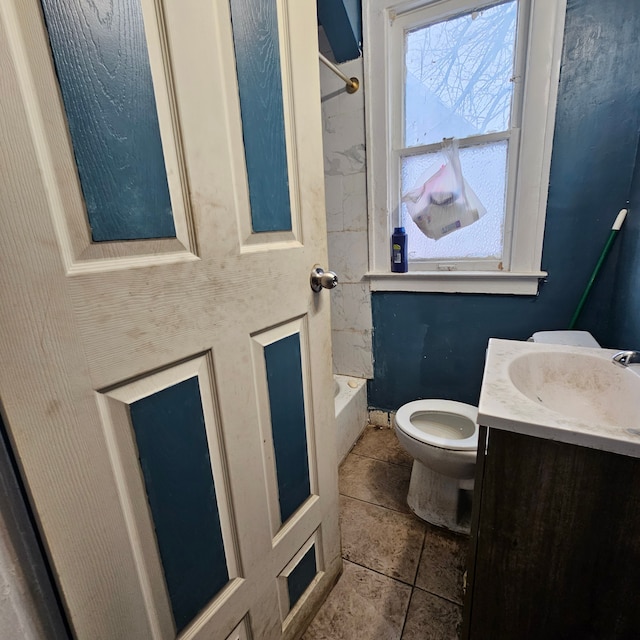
[338,492,419,518]
[340,558,465,628]
[399,587,415,639]
[413,584,465,608]
[340,557,417,589]
[346,449,413,470]
[340,499,466,600]
[340,450,415,517]
[413,528,467,607]
[397,528,427,640]
[412,531,427,586]
[336,426,464,637]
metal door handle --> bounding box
[310,266,338,292]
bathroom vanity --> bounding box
[462,339,640,640]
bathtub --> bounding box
[333,374,368,464]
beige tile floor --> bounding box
[304,425,468,640]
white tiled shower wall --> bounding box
[319,52,373,379]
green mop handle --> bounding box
[568,208,628,329]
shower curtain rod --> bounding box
[319,52,360,93]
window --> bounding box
[364,0,567,294]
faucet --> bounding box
[612,351,640,367]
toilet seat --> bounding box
[395,400,478,451]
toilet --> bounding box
[394,330,600,534]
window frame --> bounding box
[364,0,567,294]
[393,0,525,273]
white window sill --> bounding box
[366,270,547,295]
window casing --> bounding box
[364,0,567,294]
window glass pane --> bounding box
[401,141,508,261]
[405,1,517,147]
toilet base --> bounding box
[407,460,473,535]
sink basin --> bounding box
[508,351,640,429]
[479,339,640,458]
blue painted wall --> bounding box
[608,135,640,348]
[369,0,640,411]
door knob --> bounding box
[310,266,338,292]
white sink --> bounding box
[479,339,640,457]
[508,350,640,428]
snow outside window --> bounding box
[364,0,567,294]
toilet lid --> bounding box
[395,400,478,451]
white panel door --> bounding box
[0,0,340,638]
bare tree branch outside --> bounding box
[405,1,517,146]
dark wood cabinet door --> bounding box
[465,429,640,640]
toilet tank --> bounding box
[530,330,600,348]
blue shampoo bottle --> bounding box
[391,227,408,273]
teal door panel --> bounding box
[230,0,292,233]
[129,377,228,632]
[40,0,175,242]
[264,333,311,523]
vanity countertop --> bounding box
[478,338,640,458]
